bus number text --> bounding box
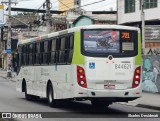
[122,32,130,39]
[115,64,131,69]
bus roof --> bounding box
[18,25,140,46]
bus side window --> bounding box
[22,45,26,65]
[29,44,33,65]
[18,46,22,67]
[48,40,52,64]
[40,41,44,64]
[26,45,29,65]
[32,43,36,65]
[36,43,40,64]
[21,45,24,65]
[44,41,48,64]
[51,39,56,64]
[68,35,74,64]
[59,37,67,64]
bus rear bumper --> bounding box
[73,87,141,102]
[87,88,141,97]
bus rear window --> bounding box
[82,29,138,57]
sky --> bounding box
[1,0,117,11]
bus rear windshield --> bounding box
[81,29,138,57]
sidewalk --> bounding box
[0,69,160,111]
[117,92,160,111]
[0,68,16,82]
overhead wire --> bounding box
[53,0,115,11]
[87,0,116,11]
[57,0,72,10]
[52,0,94,10]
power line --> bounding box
[56,0,110,12]
[57,0,72,10]
[52,1,73,10]
[55,0,115,11]
[79,0,108,8]
[87,0,116,11]
[64,0,115,12]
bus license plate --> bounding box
[115,64,131,70]
[104,84,115,89]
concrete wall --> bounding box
[72,17,93,27]
[118,0,160,24]
[142,55,160,93]
[59,0,74,11]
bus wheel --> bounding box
[47,83,58,107]
[91,100,110,108]
[24,84,32,100]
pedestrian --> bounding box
[7,64,12,79]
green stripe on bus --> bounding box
[72,32,85,64]
[135,33,142,65]
[41,35,48,40]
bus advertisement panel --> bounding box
[83,30,120,53]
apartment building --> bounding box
[59,0,81,11]
[118,0,160,25]
[118,0,160,93]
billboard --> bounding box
[142,55,160,93]
[145,25,160,42]
[83,30,120,54]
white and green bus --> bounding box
[16,25,142,107]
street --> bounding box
[0,77,159,121]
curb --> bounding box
[116,102,137,106]
[117,102,160,111]
[0,76,16,82]
[137,104,160,111]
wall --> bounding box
[142,54,160,93]
[142,25,160,93]
[118,0,160,24]
[59,0,74,11]
[72,17,93,27]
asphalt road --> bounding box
[0,77,159,121]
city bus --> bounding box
[16,25,142,107]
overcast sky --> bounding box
[1,0,117,11]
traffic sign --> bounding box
[6,49,12,54]
[89,62,95,69]
[7,53,12,58]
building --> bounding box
[118,0,160,25]
[117,0,160,50]
[59,0,81,11]
[71,13,116,28]
[66,10,117,28]
[0,8,65,70]
[118,0,160,93]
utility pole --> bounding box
[141,0,145,54]
[46,0,51,34]
[1,0,13,69]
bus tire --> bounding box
[47,83,58,107]
[24,84,32,100]
[91,99,110,108]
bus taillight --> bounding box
[132,66,141,88]
[77,66,87,88]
